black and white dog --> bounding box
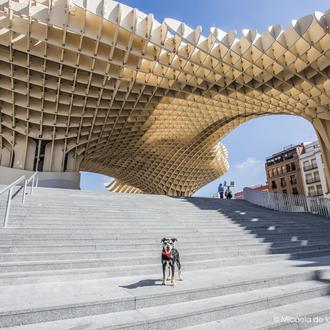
[161,238,182,285]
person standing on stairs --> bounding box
[218,183,224,199]
[225,186,233,199]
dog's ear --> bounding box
[160,238,167,243]
[171,238,177,242]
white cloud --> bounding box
[235,157,263,170]
[195,157,266,197]
[229,157,266,193]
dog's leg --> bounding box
[162,262,166,285]
[167,265,171,280]
[170,262,175,286]
[177,259,183,281]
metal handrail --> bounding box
[243,187,330,218]
[0,172,38,227]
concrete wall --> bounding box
[0,166,80,190]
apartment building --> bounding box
[299,141,327,197]
[265,145,305,195]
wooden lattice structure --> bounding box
[0,0,329,196]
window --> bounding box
[280,178,286,187]
[306,174,313,184]
[311,158,317,167]
[291,162,296,171]
[271,180,277,189]
[316,185,323,196]
[290,175,297,185]
[286,164,291,172]
[308,186,316,197]
[314,171,320,182]
[292,187,298,195]
[282,189,287,194]
[303,161,310,171]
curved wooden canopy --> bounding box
[0,1,329,196]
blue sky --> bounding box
[81,0,328,196]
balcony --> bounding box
[303,163,318,172]
[306,177,321,184]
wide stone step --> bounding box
[0,236,263,246]
[0,265,327,328]
[11,218,310,228]
[7,205,303,215]
[0,249,230,262]
[181,296,330,329]
[1,241,330,262]
[7,220,234,226]
[2,238,326,253]
[5,222,320,231]
[10,206,213,212]
[6,212,317,221]
[7,219,232,227]
[0,229,249,236]
[9,211,312,221]
[310,323,330,330]
[7,217,226,224]
[1,234,328,248]
[0,255,291,285]
[1,222,321,231]
[0,252,288,273]
[4,281,330,329]
[0,227,329,241]
[9,212,223,218]
[10,223,318,233]
[0,251,329,283]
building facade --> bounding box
[0,1,329,196]
[265,145,305,195]
[299,141,327,197]
[234,184,268,200]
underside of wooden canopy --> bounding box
[0,1,329,196]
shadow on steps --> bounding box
[177,197,330,268]
[120,279,161,289]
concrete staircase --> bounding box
[1,187,330,329]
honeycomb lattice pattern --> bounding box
[0,0,329,196]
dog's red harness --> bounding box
[162,251,172,261]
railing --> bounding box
[0,173,38,227]
[243,187,330,218]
